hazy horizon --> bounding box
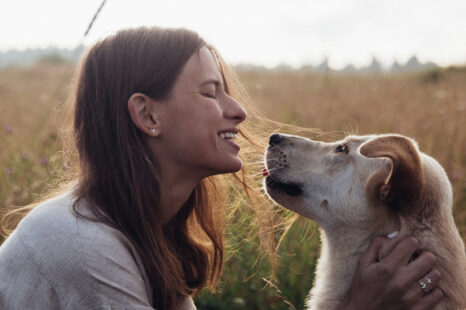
[2,0,465,69]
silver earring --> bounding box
[150,128,157,134]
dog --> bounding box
[263,133,466,310]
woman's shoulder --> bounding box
[14,189,151,278]
[17,190,127,251]
[0,191,154,308]
[16,190,77,235]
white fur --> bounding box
[264,134,466,310]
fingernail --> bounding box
[387,231,399,238]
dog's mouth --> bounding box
[264,147,304,197]
[266,177,304,197]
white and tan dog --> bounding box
[263,133,466,310]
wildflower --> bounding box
[233,298,245,306]
[5,167,13,175]
[451,170,464,181]
[62,161,71,171]
[4,125,12,134]
[40,157,49,166]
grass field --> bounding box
[1,61,465,309]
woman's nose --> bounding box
[223,95,247,123]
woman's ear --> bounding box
[128,93,161,137]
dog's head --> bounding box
[265,133,466,308]
[263,133,436,232]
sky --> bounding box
[1,0,465,69]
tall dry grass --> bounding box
[0,62,465,309]
[0,63,74,218]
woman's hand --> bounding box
[339,236,444,310]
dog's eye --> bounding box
[335,144,348,154]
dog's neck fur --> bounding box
[308,218,466,310]
[307,195,466,310]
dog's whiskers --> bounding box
[249,160,267,165]
[269,144,287,154]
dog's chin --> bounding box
[265,177,304,198]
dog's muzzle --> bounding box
[265,177,303,196]
[264,134,304,197]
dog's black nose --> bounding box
[269,133,283,146]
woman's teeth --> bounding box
[219,132,237,139]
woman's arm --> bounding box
[338,236,444,310]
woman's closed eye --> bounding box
[201,91,217,99]
[200,84,217,99]
[199,79,222,100]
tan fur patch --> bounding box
[360,135,425,213]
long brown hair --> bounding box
[72,27,226,309]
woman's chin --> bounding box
[229,159,243,173]
[209,158,243,176]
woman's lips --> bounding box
[222,137,240,151]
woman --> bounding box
[0,27,443,309]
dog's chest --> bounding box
[305,242,361,310]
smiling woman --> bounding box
[127,45,247,200]
[0,26,265,310]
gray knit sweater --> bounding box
[0,191,196,309]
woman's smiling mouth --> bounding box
[218,130,240,151]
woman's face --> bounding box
[152,46,247,179]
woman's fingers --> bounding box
[358,236,385,268]
[418,268,442,295]
[375,237,444,308]
[346,235,444,310]
[381,236,419,266]
[405,251,437,283]
[412,288,444,310]
[403,268,442,303]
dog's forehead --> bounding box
[342,135,373,146]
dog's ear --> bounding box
[360,135,424,212]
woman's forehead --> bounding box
[177,46,224,87]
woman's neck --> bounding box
[157,167,201,225]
